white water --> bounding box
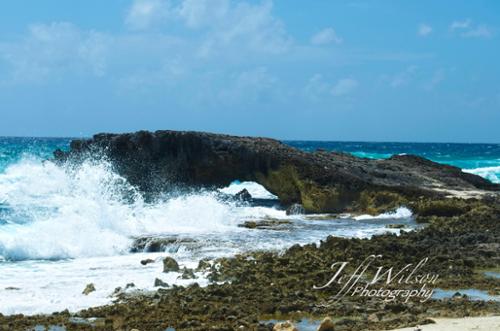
[354,207,413,221]
[0,158,416,315]
[218,180,278,199]
[463,166,500,183]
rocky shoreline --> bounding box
[1,131,499,330]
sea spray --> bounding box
[0,158,241,261]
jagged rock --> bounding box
[273,321,298,331]
[140,258,154,265]
[286,203,305,215]
[239,219,291,230]
[317,317,335,331]
[154,278,169,287]
[163,257,180,272]
[180,267,196,279]
[235,188,252,201]
[385,224,406,229]
[196,258,211,271]
[241,221,257,229]
[367,313,380,323]
[82,283,96,295]
[131,236,197,253]
[54,130,499,213]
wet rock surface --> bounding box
[162,257,180,273]
[130,236,198,253]
[82,283,96,296]
[54,130,499,213]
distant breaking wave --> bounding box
[463,166,500,183]
[354,207,413,221]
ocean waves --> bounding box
[0,158,246,261]
[463,166,500,183]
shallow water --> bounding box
[484,271,500,279]
[432,288,500,302]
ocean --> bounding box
[0,137,498,315]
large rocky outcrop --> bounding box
[53,130,499,213]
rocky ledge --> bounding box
[54,130,499,213]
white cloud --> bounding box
[450,19,471,31]
[178,0,230,29]
[311,28,342,45]
[424,68,445,91]
[331,78,358,96]
[124,0,291,56]
[218,66,279,104]
[418,23,432,37]
[125,0,171,30]
[449,19,493,39]
[0,22,109,84]
[388,65,417,88]
[303,74,330,100]
[461,25,493,38]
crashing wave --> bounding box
[354,207,413,221]
[0,158,250,261]
[218,180,278,199]
[463,166,500,183]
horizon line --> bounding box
[0,133,499,146]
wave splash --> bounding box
[0,158,244,261]
[463,166,500,183]
[354,207,413,221]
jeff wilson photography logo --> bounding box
[313,255,439,303]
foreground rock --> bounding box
[273,321,298,331]
[54,130,499,213]
[317,317,335,331]
[82,283,95,295]
[163,257,180,273]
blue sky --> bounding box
[0,0,499,142]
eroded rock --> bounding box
[163,257,180,273]
[317,317,335,331]
[82,283,96,295]
[273,320,298,331]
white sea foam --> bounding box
[354,207,413,221]
[218,180,278,199]
[463,166,500,183]
[0,159,243,261]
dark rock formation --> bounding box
[235,188,252,201]
[130,236,197,253]
[82,283,95,295]
[154,278,169,288]
[140,258,154,266]
[54,130,499,213]
[163,257,180,273]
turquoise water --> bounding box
[288,141,500,183]
[432,288,500,302]
[1,138,499,182]
[0,137,71,172]
[0,138,499,182]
